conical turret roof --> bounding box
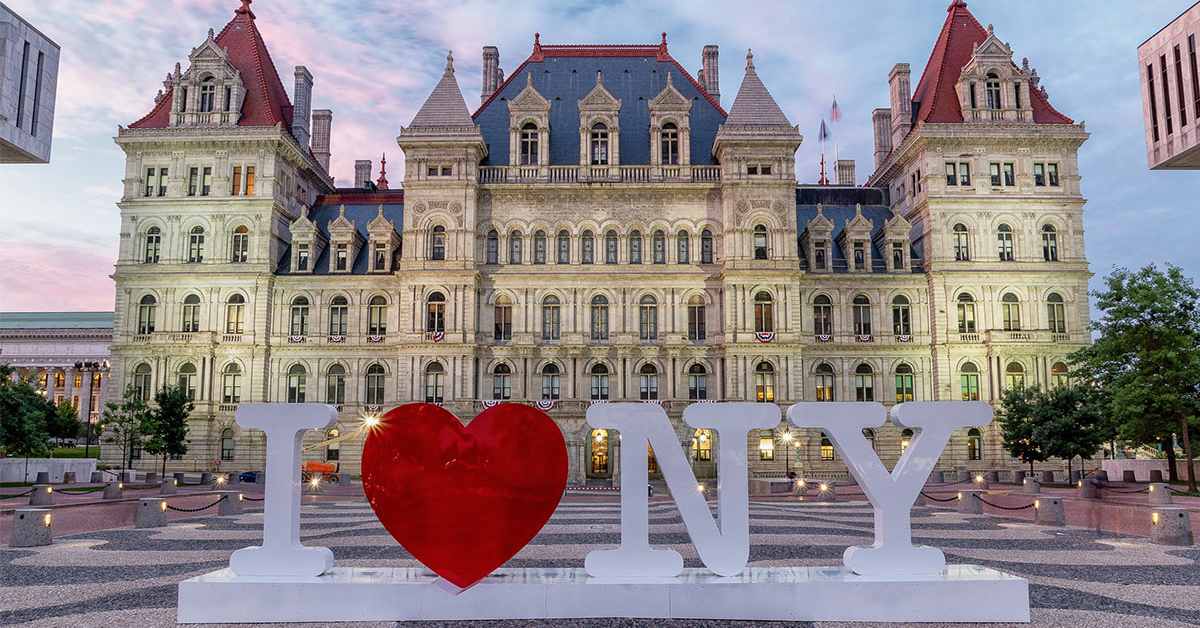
[723,50,793,128]
[406,51,476,130]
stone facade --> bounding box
[1138,1,1200,169]
[0,1,59,163]
[0,312,112,425]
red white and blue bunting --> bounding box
[755,331,775,344]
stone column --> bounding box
[45,368,57,403]
[79,370,93,421]
[64,368,76,411]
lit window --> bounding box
[900,428,914,454]
[820,433,835,461]
[960,362,981,400]
[1051,362,1070,388]
[692,428,712,461]
[755,362,775,403]
[895,364,914,402]
[758,431,775,461]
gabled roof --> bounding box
[723,50,792,127]
[408,51,476,129]
[129,0,294,129]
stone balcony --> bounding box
[478,165,721,185]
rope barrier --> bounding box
[0,488,36,500]
[920,491,959,503]
[166,495,227,513]
[977,496,1036,511]
[56,486,107,495]
[242,496,264,502]
[1105,486,1150,494]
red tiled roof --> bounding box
[910,1,1072,127]
[129,0,294,129]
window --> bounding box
[1033,162,1046,186]
[602,230,618,264]
[325,429,340,462]
[199,78,215,112]
[1148,63,1161,142]
[1003,162,1015,186]
[541,295,561,341]
[892,242,904,270]
[985,72,1001,109]
[1002,293,1021,331]
[188,167,199,196]
[424,363,445,403]
[813,240,828,270]
[230,226,249,263]
[509,231,522,264]
[177,363,197,400]
[1051,362,1070,388]
[494,296,512,342]
[201,166,212,196]
[431,226,446,261]
[895,364,915,402]
[945,162,957,186]
[813,295,833,336]
[820,434,835,461]
[244,166,256,195]
[15,42,29,128]
[520,122,539,165]
[426,292,446,333]
[747,164,773,175]
[676,231,690,264]
[231,165,242,195]
[687,295,706,342]
[221,428,235,461]
[900,429,914,455]
[144,227,161,263]
[687,363,708,400]
[188,226,206,263]
[638,295,658,341]
[854,364,874,402]
[137,295,157,334]
[967,428,983,461]
[753,225,768,260]
[373,242,388,271]
[290,297,310,336]
[957,162,971,185]
[590,123,609,165]
[534,230,547,264]
[891,295,911,336]
[989,162,1002,186]
[1163,55,1174,135]
[701,230,714,264]
[296,244,310,271]
[222,364,242,404]
[365,364,385,405]
[652,230,666,264]
[590,363,610,400]
[1190,35,1200,121]
[1047,293,1067,334]
[486,230,499,264]
[628,230,642,264]
[953,223,971,261]
[334,244,348,271]
[541,363,561,400]
[852,295,872,337]
[639,363,659,400]
[853,241,866,270]
[581,231,595,264]
[557,230,570,264]
[328,296,348,336]
[759,431,776,461]
[754,362,776,403]
[1048,163,1059,186]
[754,292,774,334]
[180,294,200,333]
[997,224,1014,261]
[661,122,679,165]
[326,364,346,405]
[590,295,609,341]
[287,364,307,403]
[1013,81,1022,109]
[367,296,387,336]
[225,294,245,334]
[1041,225,1059,261]
[957,294,976,334]
[492,364,512,400]
[960,362,981,401]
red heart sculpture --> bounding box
[361,402,567,588]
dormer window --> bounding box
[373,242,387,271]
[199,78,215,113]
[985,73,1002,109]
[296,244,310,271]
[520,123,539,166]
[813,240,827,270]
[179,87,188,113]
[590,123,609,165]
[891,242,904,270]
[334,244,349,271]
[853,241,866,270]
[661,123,679,165]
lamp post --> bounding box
[778,427,795,477]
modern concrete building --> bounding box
[0,1,59,163]
[1139,1,1200,169]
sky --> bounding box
[0,0,1197,312]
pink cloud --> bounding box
[0,241,115,311]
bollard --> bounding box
[1149,469,1164,483]
[1079,478,1100,499]
[62,472,76,484]
[10,509,53,547]
[814,483,838,502]
[160,478,178,495]
[957,490,984,514]
[90,471,104,483]
[34,471,50,484]
[1148,483,1173,506]
[793,479,809,498]
[218,492,243,516]
[1012,470,1026,485]
[1022,478,1041,495]
[135,498,168,528]
[200,472,213,485]
[121,471,136,484]
[102,482,124,500]
[1122,470,1137,483]
[174,472,186,485]
[971,473,989,490]
[1150,507,1194,546]
[985,470,999,484]
[145,472,159,484]
[1094,470,1109,482]
[1068,469,1081,483]
[1040,470,1055,484]
[1034,497,1065,526]
[29,484,54,506]
[227,472,241,486]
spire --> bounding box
[376,153,389,190]
[722,48,792,127]
[745,49,755,71]
[657,32,669,59]
[406,49,476,129]
[445,50,455,74]
[236,0,254,19]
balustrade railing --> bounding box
[477,165,720,184]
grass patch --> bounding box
[50,447,99,459]
[0,482,32,488]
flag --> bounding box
[818,119,829,144]
[831,96,841,123]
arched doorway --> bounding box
[589,428,611,478]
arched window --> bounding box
[493,295,512,342]
[222,363,241,404]
[1005,362,1026,390]
[953,223,971,261]
[754,362,775,403]
[509,230,523,264]
[177,363,197,400]
[753,224,769,260]
[289,296,309,336]
[137,295,157,334]
[895,363,915,402]
[639,363,659,400]
[957,294,976,334]
[590,122,609,165]
[900,428,914,455]
[1041,224,1059,261]
[1051,362,1070,388]
[604,230,618,264]
[688,363,708,400]
[542,295,561,341]
[181,294,200,333]
[701,229,714,264]
[661,122,680,165]
[286,364,307,403]
[676,230,690,264]
[486,230,499,264]
[967,428,983,461]
[863,428,876,451]
[426,292,445,333]
[985,72,1002,110]
[581,230,595,264]
[188,226,206,263]
[813,295,833,336]
[424,362,445,403]
[367,295,387,336]
[541,363,561,400]
[199,77,216,112]
[144,227,161,264]
[492,363,512,400]
[230,226,249,263]
[652,230,666,264]
[997,224,1014,261]
[852,295,872,337]
[687,294,706,342]
[1047,293,1067,334]
[638,295,658,341]
[590,295,609,341]
[225,293,245,334]
[591,428,611,474]
[520,122,539,165]
[325,428,340,462]
[590,363,610,400]
[754,291,774,334]
[556,230,570,264]
[220,428,235,461]
[328,296,349,336]
[533,230,547,264]
[891,295,911,336]
[431,225,446,261]
[820,433,835,461]
[1001,293,1021,331]
[691,428,713,461]
[960,362,981,401]
[628,230,643,264]
[365,363,385,405]
[326,364,346,405]
[851,363,873,401]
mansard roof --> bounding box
[910,1,1072,126]
[129,0,294,129]
[472,35,727,165]
[407,52,476,129]
[276,191,404,276]
[796,187,922,274]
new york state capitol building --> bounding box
[103,0,1090,483]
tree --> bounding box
[146,385,192,478]
[998,386,1048,472]
[47,401,82,447]
[0,365,53,481]
[1070,264,1200,492]
[101,386,152,470]
[1031,385,1110,480]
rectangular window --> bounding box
[891,242,904,270]
[813,241,827,270]
[335,244,348,271]
[297,244,309,271]
[1162,55,1173,135]
[16,42,29,129]
[231,166,242,196]
[1176,45,1188,126]
[853,241,866,270]
[945,162,957,186]
[1048,163,1059,186]
[1013,81,1021,111]
[746,165,758,175]
[758,436,775,461]
[441,166,452,176]
[989,162,1001,186]
[958,162,971,186]
[31,52,44,135]
[427,166,438,177]
[145,168,155,197]
[188,167,199,196]
[1002,162,1015,186]
[201,167,212,196]
[494,305,512,342]
[969,81,977,109]
[1148,64,1161,142]
[1033,162,1045,186]
[1190,35,1199,121]
[245,166,255,195]
[158,168,169,197]
[374,242,387,270]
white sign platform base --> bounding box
[177,565,1030,624]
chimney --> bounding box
[481,46,500,103]
[836,160,856,186]
[701,45,720,101]
[311,109,333,172]
[354,160,373,189]
[872,108,893,170]
[292,66,314,147]
[888,63,911,149]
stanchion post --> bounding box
[136,498,168,528]
[10,509,53,547]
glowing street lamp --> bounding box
[777,427,796,477]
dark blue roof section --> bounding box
[276,199,404,275]
[473,56,726,166]
[796,187,922,274]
